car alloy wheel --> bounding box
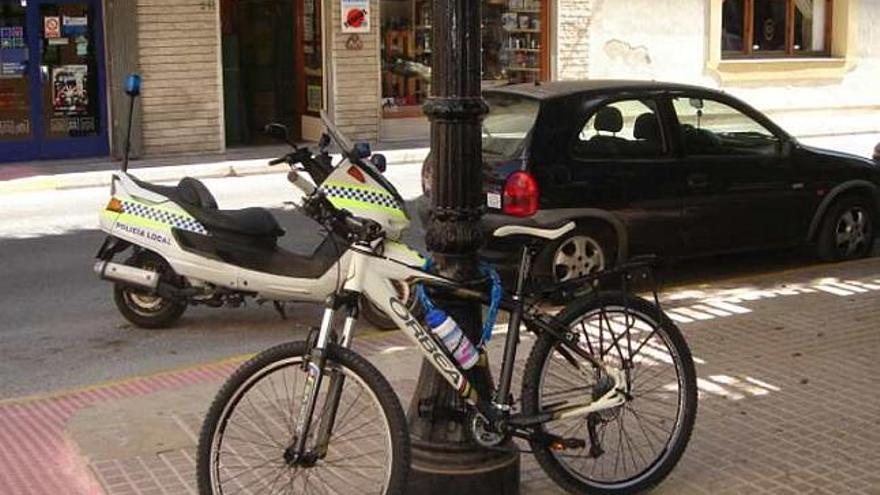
[835,206,870,258]
[552,235,606,282]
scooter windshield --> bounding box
[320,111,354,159]
[319,111,407,213]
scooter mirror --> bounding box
[354,142,371,159]
[124,74,141,97]
[264,123,292,144]
[370,153,387,173]
[318,133,331,151]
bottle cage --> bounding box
[415,258,503,348]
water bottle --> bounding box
[425,309,479,370]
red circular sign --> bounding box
[345,8,366,28]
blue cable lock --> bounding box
[415,258,503,348]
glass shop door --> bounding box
[0,0,108,162]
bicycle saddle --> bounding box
[493,221,575,241]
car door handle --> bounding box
[687,173,709,189]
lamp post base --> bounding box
[407,440,520,495]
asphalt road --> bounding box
[0,170,424,399]
[0,166,877,399]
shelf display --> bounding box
[302,0,323,115]
[0,3,31,141]
[380,0,547,118]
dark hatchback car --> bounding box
[424,80,880,288]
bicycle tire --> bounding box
[521,292,697,495]
[197,341,410,495]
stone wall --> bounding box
[581,0,880,138]
[136,0,225,156]
[327,0,381,142]
[555,0,592,80]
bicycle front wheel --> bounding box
[197,341,410,495]
[522,292,697,495]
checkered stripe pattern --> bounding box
[122,201,208,235]
[321,185,402,210]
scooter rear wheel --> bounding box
[113,251,187,329]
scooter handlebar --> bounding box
[302,192,383,243]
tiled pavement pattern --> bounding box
[3,260,880,494]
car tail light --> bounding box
[503,171,539,217]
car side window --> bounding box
[572,99,665,159]
[671,97,780,156]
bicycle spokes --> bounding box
[210,357,395,494]
[537,304,689,486]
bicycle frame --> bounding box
[290,240,643,459]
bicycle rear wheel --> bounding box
[522,292,697,495]
[197,341,410,495]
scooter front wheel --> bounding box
[360,296,397,331]
[113,251,187,329]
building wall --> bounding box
[327,0,381,142]
[582,0,880,137]
[136,0,224,155]
[556,0,593,80]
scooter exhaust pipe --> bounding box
[94,260,159,291]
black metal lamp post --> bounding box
[406,0,520,493]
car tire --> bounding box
[816,194,875,262]
[533,227,616,296]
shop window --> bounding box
[723,0,831,58]
[381,0,548,118]
[302,0,323,116]
[39,2,102,140]
[0,2,31,142]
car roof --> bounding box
[483,80,721,101]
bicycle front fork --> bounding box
[288,294,358,464]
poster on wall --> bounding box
[44,16,61,38]
[62,16,89,37]
[52,65,89,116]
[341,0,369,33]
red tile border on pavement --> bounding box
[0,360,243,495]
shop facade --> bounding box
[0,0,109,162]
[1,0,878,163]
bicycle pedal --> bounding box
[550,438,587,451]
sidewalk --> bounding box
[0,141,430,196]
[1,131,877,197]
[2,258,880,494]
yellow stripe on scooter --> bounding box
[328,197,407,219]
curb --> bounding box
[0,147,429,196]
[0,325,393,407]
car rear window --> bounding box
[482,94,540,158]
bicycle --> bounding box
[196,119,697,495]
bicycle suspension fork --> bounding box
[314,301,358,456]
[290,293,358,462]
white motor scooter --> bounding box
[94,75,417,329]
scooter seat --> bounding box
[188,207,286,238]
[127,174,282,238]
[177,177,218,209]
[129,175,218,210]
